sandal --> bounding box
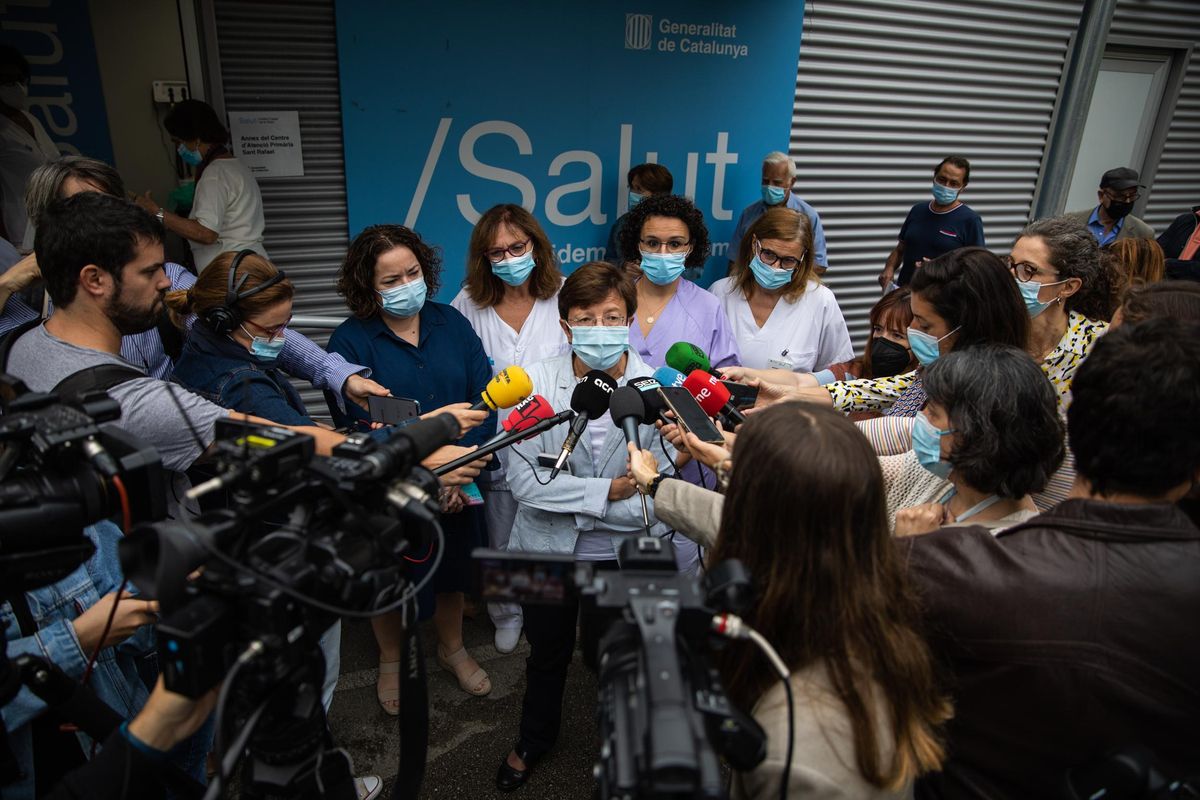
[377,659,401,716]
[436,645,491,696]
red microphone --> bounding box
[491,394,555,443]
[682,370,746,428]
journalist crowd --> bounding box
[1,39,1199,800]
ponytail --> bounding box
[164,288,194,330]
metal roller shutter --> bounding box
[211,0,349,411]
[1110,0,1200,233]
[791,0,1084,348]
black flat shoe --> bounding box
[495,746,540,792]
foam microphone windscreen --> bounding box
[652,366,686,388]
[683,369,731,417]
[479,365,534,410]
[608,385,647,427]
[502,394,554,433]
[665,342,712,376]
[571,370,618,418]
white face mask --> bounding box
[0,82,28,111]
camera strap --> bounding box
[394,599,429,800]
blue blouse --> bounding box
[326,301,496,449]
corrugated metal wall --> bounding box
[791,0,1085,348]
[1110,0,1200,233]
[212,0,349,411]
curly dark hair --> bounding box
[618,193,711,269]
[337,224,442,319]
[1018,216,1114,321]
[910,247,1029,353]
[1069,318,1200,497]
[924,344,1065,499]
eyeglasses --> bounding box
[639,237,690,253]
[754,240,804,270]
[1103,189,1140,203]
[568,313,627,327]
[243,316,291,340]
[484,238,532,263]
[1005,257,1056,282]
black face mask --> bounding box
[1105,199,1134,220]
[869,337,911,377]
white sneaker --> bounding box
[494,626,522,654]
[355,775,383,800]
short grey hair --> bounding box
[1019,215,1114,320]
[24,156,125,222]
[762,151,797,180]
[923,343,1065,499]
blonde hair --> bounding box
[732,207,818,303]
[164,251,293,330]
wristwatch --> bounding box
[647,473,667,497]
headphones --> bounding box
[201,249,286,335]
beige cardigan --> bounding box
[732,663,912,800]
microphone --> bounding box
[629,376,669,423]
[362,412,463,479]
[608,386,654,531]
[665,341,713,377]
[482,394,554,446]
[471,365,533,411]
[683,370,746,428]
[433,408,574,476]
[608,385,648,448]
[551,370,617,479]
[652,366,686,388]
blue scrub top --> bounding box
[326,301,496,448]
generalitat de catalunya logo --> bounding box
[625,13,652,50]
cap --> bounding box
[1100,167,1143,191]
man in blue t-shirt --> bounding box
[880,156,985,288]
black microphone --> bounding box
[608,385,648,448]
[551,370,617,479]
[628,376,669,423]
[608,385,654,532]
[362,412,461,479]
[434,409,574,476]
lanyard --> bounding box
[938,487,1002,523]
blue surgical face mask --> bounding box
[639,250,688,285]
[913,411,954,479]
[931,182,959,205]
[240,325,285,361]
[1016,277,1067,318]
[748,254,793,291]
[177,142,204,167]
[379,278,427,318]
[570,325,629,371]
[628,190,645,209]
[491,249,536,287]
[907,325,960,367]
[761,185,787,206]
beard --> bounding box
[107,289,165,336]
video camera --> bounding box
[0,373,165,593]
[0,372,166,788]
[117,413,462,798]
[475,537,768,800]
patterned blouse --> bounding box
[826,311,1108,415]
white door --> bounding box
[1064,54,1170,214]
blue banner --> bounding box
[0,0,114,162]
[335,1,803,298]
